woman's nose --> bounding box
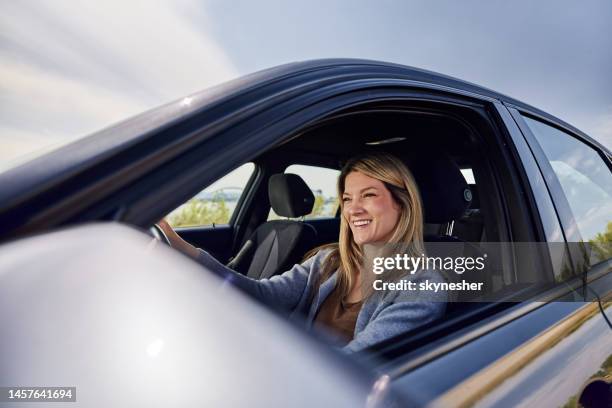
[347,200,365,215]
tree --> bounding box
[310,193,326,217]
[589,221,612,263]
[167,195,230,227]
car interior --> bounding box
[166,100,554,356]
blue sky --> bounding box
[1,0,611,165]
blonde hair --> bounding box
[309,153,425,300]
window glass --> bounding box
[268,165,340,220]
[167,163,255,227]
[523,117,612,263]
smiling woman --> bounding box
[158,152,446,351]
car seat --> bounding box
[409,157,489,304]
[227,174,317,279]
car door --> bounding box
[366,103,611,407]
[428,106,612,408]
[459,107,612,408]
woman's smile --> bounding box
[352,219,372,227]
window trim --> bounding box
[228,162,260,226]
[509,110,582,243]
[495,104,567,283]
[505,103,612,157]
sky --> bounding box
[1,0,611,169]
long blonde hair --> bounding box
[310,153,425,299]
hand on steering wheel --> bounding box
[152,219,201,259]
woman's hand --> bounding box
[157,219,200,259]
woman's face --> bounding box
[342,171,401,245]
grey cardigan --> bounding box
[197,248,446,352]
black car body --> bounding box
[0,59,610,407]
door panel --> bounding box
[433,302,611,408]
[176,225,234,262]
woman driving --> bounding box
[159,153,446,352]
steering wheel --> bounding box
[149,224,172,246]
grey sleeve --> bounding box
[343,300,445,353]
[196,249,319,311]
[344,269,447,353]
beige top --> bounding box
[313,285,363,342]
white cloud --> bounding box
[0,59,147,132]
[0,127,67,171]
[590,108,612,149]
[0,0,238,165]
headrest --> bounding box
[268,174,315,218]
[409,157,472,224]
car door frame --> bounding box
[506,105,612,285]
[374,102,609,406]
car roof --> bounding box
[265,59,606,151]
[4,59,606,181]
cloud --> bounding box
[199,0,612,147]
[0,126,68,171]
[590,109,612,149]
[0,59,148,134]
[0,0,238,165]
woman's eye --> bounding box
[364,193,376,198]
[342,197,351,202]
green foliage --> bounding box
[167,196,230,228]
[560,395,578,408]
[170,191,340,227]
[602,353,612,371]
[329,196,339,215]
[311,193,326,217]
[589,221,612,263]
[589,353,612,380]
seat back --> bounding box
[228,174,317,279]
[409,157,488,304]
